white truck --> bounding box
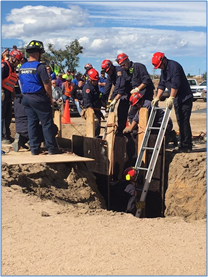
[187,79,206,101]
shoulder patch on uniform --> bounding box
[117,71,122,76]
[2,63,5,68]
[86,89,90,93]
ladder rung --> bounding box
[136,167,148,171]
[142,147,154,150]
[148,127,160,130]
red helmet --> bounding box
[101,59,113,73]
[124,166,137,181]
[88,68,99,81]
[129,92,143,106]
[116,53,128,65]
[10,50,23,61]
[84,63,93,71]
[152,52,165,69]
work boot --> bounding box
[48,148,64,155]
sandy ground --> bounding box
[1,99,207,276]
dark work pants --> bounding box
[174,97,193,149]
[22,96,58,153]
[117,98,129,136]
[2,93,12,140]
[94,110,102,137]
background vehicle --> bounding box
[187,79,206,101]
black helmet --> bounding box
[26,40,45,53]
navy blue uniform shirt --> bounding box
[82,81,101,109]
[158,59,193,105]
[131,62,154,101]
[103,66,131,100]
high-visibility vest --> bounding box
[50,64,59,75]
[63,82,73,97]
[2,61,18,92]
[19,61,42,93]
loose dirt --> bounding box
[1,100,206,275]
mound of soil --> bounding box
[165,151,206,221]
[2,162,106,212]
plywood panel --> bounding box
[2,151,94,165]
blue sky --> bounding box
[1,0,207,76]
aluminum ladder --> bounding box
[135,106,171,218]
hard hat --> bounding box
[26,40,45,53]
[11,52,23,61]
[116,53,128,65]
[84,63,93,71]
[101,59,113,73]
[152,52,165,69]
[129,92,143,106]
[123,166,137,181]
[87,68,99,81]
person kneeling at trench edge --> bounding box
[110,167,137,215]
[123,92,178,147]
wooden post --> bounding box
[105,112,116,175]
[138,107,148,166]
[86,108,95,138]
[53,110,62,138]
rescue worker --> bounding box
[19,40,62,155]
[2,52,21,143]
[101,59,132,136]
[116,53,155,124]
[123,92,177,147]
[110,166,137,215]
[82,68,103,137]
[84,63,93,78]
[151,52,193,152]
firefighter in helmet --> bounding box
[82,68,103,137]
[19,40,62,155]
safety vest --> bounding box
[19,61,42,93]
[50,64,59,75]
[2,61,18,92]
[63,82,73,97]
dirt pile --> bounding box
[1,162,106,213]
[2,150,206,221]
[165,152,206,221]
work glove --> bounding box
[130,87,140,94]
[109,98,117,110]
[151,96,160,107]
[123,127,132,134]
[166,96,175,109]
[105,100,111,112]
[2,89,5,101]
